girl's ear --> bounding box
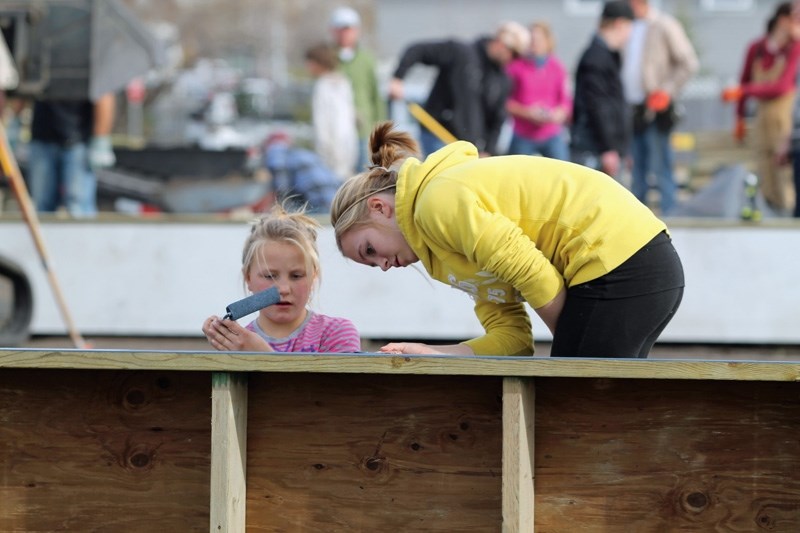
[366,196,394,219]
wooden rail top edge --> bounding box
[1,349,800,381]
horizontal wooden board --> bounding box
[2,349,800,382]
[534,378,800,532]
[245,373,503,531]
[0,369,211,531]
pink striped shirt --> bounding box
[246,312,361,353]
[506,55,572,142]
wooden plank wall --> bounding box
[245,373,504,531]
[534,378,800,531]
[0,369,211,531]
[1,361,800,532]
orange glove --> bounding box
[734,117,746,142]
[646,90,671,112]
[721,86,743,103]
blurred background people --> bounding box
[783,0,800,218]
[329,6,385,172]
[262,131,342,214]
[571,1,635,178]
[787,82,800,217]
[624,0,699,215]
[505,21,571,160]
[727,1,800,214]
[26,93,116,217]
[304,42,358,181]
[388,21,530,156]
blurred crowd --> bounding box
[269,0,800,219]
[3,0,800,219]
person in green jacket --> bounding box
[329,6,386,171]
[330,121,684,358]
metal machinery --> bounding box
[0,0,161,345]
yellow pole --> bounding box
[407,102,458,144]
[0,122,88,348]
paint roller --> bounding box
[223,286,281,320]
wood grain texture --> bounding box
[502,378,536,533]
[3,349,800,382]
[211,372,248,532]
[245,373,503,532]
[534,378,800,532]
[0,369,211,531]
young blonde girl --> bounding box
[202,204,360,353]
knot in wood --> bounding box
[685,491,708,510]
[128,451,153,469]
[755,510,776,529]
[124,388,146,408]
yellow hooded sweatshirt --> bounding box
[394,141,668,355]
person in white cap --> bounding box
[329,6,385,171]
[387,21,530,156]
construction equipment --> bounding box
[0,0,162,346]
[0,0,162,101]
[0,253,32,346]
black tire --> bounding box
[0,255,34,347]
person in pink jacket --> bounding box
[505,21,571,160]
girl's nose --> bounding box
[380,258,390,272]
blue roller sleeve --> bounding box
[223,287,281,320]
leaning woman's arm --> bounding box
[379,300,533,356]
[534,287,566,336]
[379,342,475,355]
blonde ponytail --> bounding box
[368,121,420,169]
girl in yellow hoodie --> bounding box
[331,121,684,357]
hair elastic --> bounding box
[337,183,398,223]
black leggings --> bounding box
[549,232,684,358]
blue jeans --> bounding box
[420,128,446,157]
[571,148,627,183]
[508,132,569,160]
[631,123,677,215]
[356,136,369,174]
[26,140,96,217]
[571,150,600,171]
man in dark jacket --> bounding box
[388,22,529,156]
[571,1,635,178]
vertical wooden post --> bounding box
[502,377,536,532]
[211,372,248,532]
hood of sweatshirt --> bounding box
[395,140,479,271]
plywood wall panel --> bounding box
[246,373,503,532]
[534,378,800,532]
[0,369,211,531]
